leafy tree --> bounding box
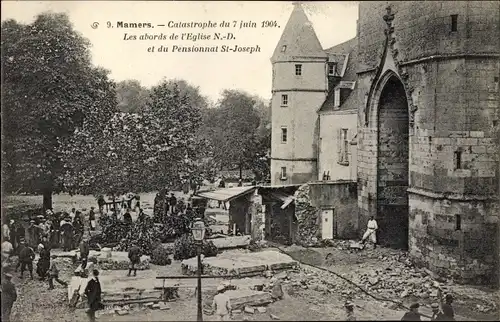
[142,80,204,190]
[1,13,117,209]
[252,99,272,182]
[209,90,261,179]
[116,80,150,113]
[63,79,206,196]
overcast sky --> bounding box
[1,1,358,102]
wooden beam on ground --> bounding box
[155,275,241,279]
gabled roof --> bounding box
[271,3,327,63]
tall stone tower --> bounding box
[270,3,328,185]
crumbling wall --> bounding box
[294,184,321,246]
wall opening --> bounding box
[455,214,461,231]
[376,75,409,249]
[450,14,458,32]
[454,150,462,169]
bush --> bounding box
[173,234,218,260]
[151,244,173,266]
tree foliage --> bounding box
[116,80,150,113]
[201,90,271,180]
[62,80,207,196]
[1,13,117,208]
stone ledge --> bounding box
[408,187,498,201]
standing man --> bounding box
[127,242,141,277]
[80,238,90,262]
[97,195,105,214]
[2,220,11,242]
[60,215,74,251]
[14,240,26,272]
[1,238,14,265]
[1,273,17,322]
[85,269,102,322]
[18,242,35,279]
[36,244,51,280]
[169,193,177,214]
[361,216,378,249]
[26,220,37,248]
[212,284,232,321]
[89,207,96,231]
[401,302,421,321]
[73,215,84,249]
[344,301,356,321]
[9,219,19,252]
[48,255,68,289]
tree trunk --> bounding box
[239,163,243,180]
[43,189,53,211]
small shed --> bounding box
[196,186,258,236]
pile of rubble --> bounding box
[279,250,499,315]
[98,301,171,317]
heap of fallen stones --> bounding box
[273,253,498,315]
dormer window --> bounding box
[281,45,287,52]
[328,63,337,76]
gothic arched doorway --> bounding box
[376,74,409,249]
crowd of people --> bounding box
[0,202,108,322]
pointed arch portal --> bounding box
[376,74,409,249]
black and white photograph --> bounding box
[1,1,499,321]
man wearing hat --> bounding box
[401,302,421,321]
[2,273,17,322]
[345,301,356,321]
[89,207,96,231]
[60,215,74,251]
[212,283,232,321]
[127,242,141,277]
[18,241,35,279]
[26,220,37,248]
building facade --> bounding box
[270,1,500,285]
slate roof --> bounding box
[271,3,327,63]
[318,37,360,113]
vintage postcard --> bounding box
[1,1,499,321]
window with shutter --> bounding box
[336,128,342,162]
[334,88,341,108]
[338,128,349,165]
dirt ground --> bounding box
[3,193,500,321]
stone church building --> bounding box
[270,2,499,285]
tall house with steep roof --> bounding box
[270,3,328,185]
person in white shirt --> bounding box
[2,222,11,241]
[69,208,76,222]
[212,284,232,321]
[1,240,14,264]
[361,216,378,249]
